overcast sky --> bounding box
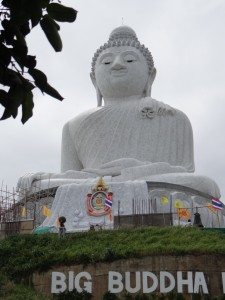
[0,0,225,201]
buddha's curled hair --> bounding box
[91,26,154,78]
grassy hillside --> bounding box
[1,227,225,280]
[0,226,225,299]
[0,272,51,300]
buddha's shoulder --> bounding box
[140,97,191,122]
[63,107,102,131]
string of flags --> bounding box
[105,196,113,209]
[178,208,190,219]
[212,198,223,210]
[21,206,26,217]
[42,205,51,217]
[160,196,224,219]
[161,197,168,204]
[20,196,223,225]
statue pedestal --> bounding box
[41,180,149,231]
[23,179,224,231]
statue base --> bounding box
[30,179,225,231]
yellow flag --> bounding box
[178,208,190,219]
[21,206,26,217]
[161,197,168,204]
[43,206,51,217]
[207,203,215,212]
[174,200,183,209]
[109,213,113,222]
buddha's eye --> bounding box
[124,54,137,63]
[101,57,113,65]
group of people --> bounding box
[89,224,102,231]
[185,212,204,227]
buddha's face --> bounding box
[94,46,150,99]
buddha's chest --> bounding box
[74,109,180,168]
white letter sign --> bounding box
[108,271,123,293]
[51,272,67,293]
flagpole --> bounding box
[178,208,180,225]
[162,202,165,225]
[216,210,220,228]
[118,200,120,228]
[169,195,172,226]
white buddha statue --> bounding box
[17,25,220,199]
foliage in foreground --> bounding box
[0,227,225,281]
[1,279,225,300]
[0,0,77,123]
[1,227,225,299]
[0,271,51,300]
[53,289,225,300]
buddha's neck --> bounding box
[104,95,143,106]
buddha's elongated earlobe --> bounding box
[145,80,152,97]
[96,88,102,107]
[145,67,156,97]
[90,73,103,107]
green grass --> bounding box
[0,226,225,298]
[0,226,225,281]
[0,272,51,300]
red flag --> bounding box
[212,198,223,210]
[57,215,60,227]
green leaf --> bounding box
[8,84,24,118]
[43,83,63,101]
[10,0,31,25]
[0,89,8,107]
[40,0,50,9]
[12,43,27,62]
[21,90,34,124]
[20,22,30,36]
[1,0,11,8]
[0,84,24,120]
[1,19,16,45]
[26,0,43,28]
[47,3,77,23]
[15,27,27,48]
[2,68,23,86]
[28,68,47,91]
[40,14,62,52]
[0,44,11,67]
[21,77,35,92]
[1,107,12,120]
[23,55,36,69]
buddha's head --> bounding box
[91,26,156,106]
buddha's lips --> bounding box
[111,69,128,76]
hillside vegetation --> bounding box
[1,227,225,280]
[0,226,225,299]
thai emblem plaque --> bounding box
[87,177,113,217]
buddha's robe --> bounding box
[17,97,220,199]
[61,97,194,174]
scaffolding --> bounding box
[0,180,224,236]
[0,181,57,237]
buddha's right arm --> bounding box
[16,123,84,193]
[61,122,83,172]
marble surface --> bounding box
[17,26,221,228]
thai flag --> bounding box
[212,198,223,210]
[105,196,112,208]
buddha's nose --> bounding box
[111,55,126,70]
